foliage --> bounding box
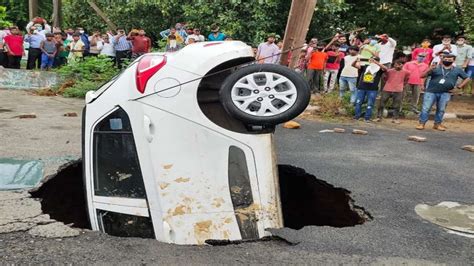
[461,0,474,40]
[0,5,11,28]
[56,56,120,98]
[0,0,52,30]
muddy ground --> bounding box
[1,90,473,264]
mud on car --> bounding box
[82,41,310,245]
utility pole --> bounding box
[28,0,38,20]
[279,0,317,67]
[52,0,62,28]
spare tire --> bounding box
[219,64,311,126]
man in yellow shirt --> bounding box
[67,33,85,62]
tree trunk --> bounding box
[52,0,62,28]
[28,0,38,20]
[280,0,318,68]
[88,0,117,31]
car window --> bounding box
[93,108,146,198]
[97,209,154,238]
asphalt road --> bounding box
[1,91,473,264]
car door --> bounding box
[88,106,155,238]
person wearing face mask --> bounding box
[416,54,470,131]
[65,28,75,41]
[403,53,430,113]
[306,43,329,93]
[432,35,458,65]
[412,39,433,65]
[76,27,90,56]
[359,37,380,66]
[453,36,473,95]
[24,25,46,69]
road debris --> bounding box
[461,145,474,152]
[352,129,368,135]
[407,136,427,142]
[13,113,37,119]
[63,112,78,117]
[319,129,334,133]
[333,128,345,133]
[283,121,301,129]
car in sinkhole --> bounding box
[82,41,310,245]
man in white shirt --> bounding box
[377,34,397,68]
[185,28,205,44]
[256,34,280,64]
[339,46,360,104]
[432,35,458,65]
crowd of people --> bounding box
[256,31,473,130]
[0,18,234,71]
[1,17,473,130]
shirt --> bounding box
[59,39,71,58]
[338,44,349,54]
[257,42,280,64]
[113,35,132,51]
[24,33,45,48]
[360,44,380,65]
[379,37,397,64]
[325,51,344,70]
[454,44,473,67]
[4,35,24,56]
[0,30,6,50]
[411,48,433,65]
[128,35,151,54]
[432,43,458,63]
[80,34,90,51]
[403,61,429,85]
[68,39,85,59]
[341,55,359,77]
[383,69,409,92]
[186,34,205,44]
[88,36,103,54]
[208,32,226,41]
[100,42,115,57]
[357,64,385,90]
[426,66,468,93]
[307,51,328,70]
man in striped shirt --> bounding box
[113,28,132,69]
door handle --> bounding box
[144,115,154,143]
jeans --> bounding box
[419,92,451,124]
[377,91,403,119]
[405,84,421,110]
[354,89,378,120]
[307,69,324,93]
[339,76,358,103]
[324,69,338,92]
[41,53,54,69]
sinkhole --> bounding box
[30,161,371,234]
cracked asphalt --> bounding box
[1,90,473,264]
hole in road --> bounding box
[30,159,90,229]
[278,165,372,229]
[29,161,372,236]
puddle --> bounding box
[0,158,44,190]
[279,165,372,229]
[415,202,474,237]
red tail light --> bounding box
[136,55,167,94]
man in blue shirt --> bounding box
[208,25,226,42]
[24,25,45,69]
[416,54,471,131]
[112,28,132,69]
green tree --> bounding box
[0,5,12,28]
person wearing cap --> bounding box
[416,54,470,131]
[403,52,430,113]
[185,28,205,44]
[208,24,226,41]
[412,39,433,65]
[256,34,280,64]
[432,35,458,64]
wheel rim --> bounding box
[230,72,298,117]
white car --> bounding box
[82,41,310,245]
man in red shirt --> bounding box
[3,26,24,69]
[411,39,433,65]
[306,43,328,93]
[376,60,410,123]
[128,28,151,59]
[324,43,344,93]
[403,53,430,113]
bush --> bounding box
[55,56,121,98]
[310,92,355,119]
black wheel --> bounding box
[219,64,311,126]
